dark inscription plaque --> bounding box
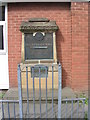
[31,65,48,78]
[24,32,53,60]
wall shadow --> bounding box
[56,29,68,88]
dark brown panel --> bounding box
[25,32,53,60]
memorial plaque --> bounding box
[25,32,53,60]
[20,18,58,63]
[31,65,48,78]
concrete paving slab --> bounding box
[0,101,88,118]
[0,103,2,120]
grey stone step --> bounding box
[3,87,76,100]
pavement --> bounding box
[0,87,88,118]
[0,100,88,118]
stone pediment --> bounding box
[20,18,58,33]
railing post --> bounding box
[0,1,2,6]
[88,97,90,120]
[58,62,62,119]
[18,64,23,119]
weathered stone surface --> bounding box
[20,18,58,32]
[29,18,49,22]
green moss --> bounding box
[84,112,88,120]
[79,94,88,105]
[0,93,5,98]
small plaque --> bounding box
[31,65,48,78]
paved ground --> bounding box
[0,87,88,119]
[0,101,88,118]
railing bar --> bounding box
[1,102,4,119]
[26,66,29,116]
[7,102,10,119]
[0,100,19,103]
[88,97,90,120]
[62,98,86,101]
[77,100,79,119]
[71,100,73,119]
[39,67,41,118]
[65,100,67,120]
[32,67,36,118]
[18,64,23,118]
[52,65,54,117]
[82,100,85,118]
[58,63,62,118]
[46,67,48,118]
[13,102,16,119]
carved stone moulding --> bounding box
[20,18,58,33]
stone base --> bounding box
[20,63,58,89]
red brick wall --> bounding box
[8,2,88,91]
[71,2,88,91]
[88,2,90,95]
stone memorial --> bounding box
[20,18,59,89]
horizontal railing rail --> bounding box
[62,98,86,101]
[0,100,19,103]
